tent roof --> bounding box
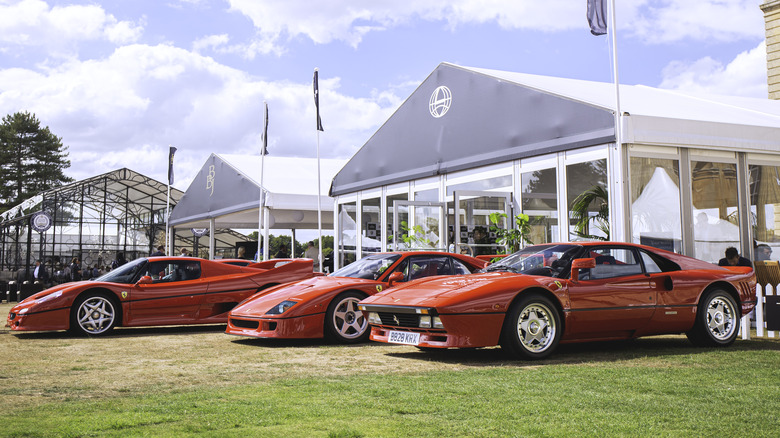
[330,62,780,196]
[169,154,346,230]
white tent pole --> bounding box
[259,101,267,261]
[316,130,323,272]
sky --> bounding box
[0,0,769,193]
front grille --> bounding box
[377,312,419,328]
[230,318,259,329]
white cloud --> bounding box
[0,43,398,187]
[659,41,768,97]
[221,0,764,57]
[0,0,144,54]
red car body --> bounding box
[6,257,315,335]
[359,242,757,359]
[225,252,488,343]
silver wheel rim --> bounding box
[706,295,736,341]
[332,297,366,339]
[517,302,556,353]
[76,296,115,334]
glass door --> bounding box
[453,191,512,256]
[392,201,447,251]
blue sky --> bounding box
[0,0,768,190]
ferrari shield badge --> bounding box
[121,291,128,299]
[376,285,383,293]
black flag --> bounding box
[261,102,269,155]
[168,146,177,185]
[313,68,324,131]
[587,0,607,36]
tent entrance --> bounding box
[392,201,447,251]
[453,191,512,256]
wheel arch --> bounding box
[702,281,741,307]
[505,286,566,331]
[71,287,124,328]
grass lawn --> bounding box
[1,302,779,437]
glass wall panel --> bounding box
[691,161,739,263]
[749,164,780,261]
[566,159,608,241]
[629,157,682,253]
[338,202,357,267]
[521,168,558,245]
[386,193,408,251]
[360,197,381,254]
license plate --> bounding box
[387,331,420,345]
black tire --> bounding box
[69,292,119,336]
[686,289,740,347]
[500,294,561,360]
[324,291,369,343]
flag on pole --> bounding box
[313,68,324,131]
[261,102,269,155]
[587,0,608,35]
[168,146,177,185]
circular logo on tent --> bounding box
[30,212,52,233]
[429,86,452,118]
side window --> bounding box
[581,248,643,280]
[640,251,663,274]
[407,256,452,281]
[451,258,472,275]
[145,261,201,283]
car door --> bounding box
[127,260,204,326]
[565,247,657,340]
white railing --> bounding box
[740,284,777,340]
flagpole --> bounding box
[609,0,622,147]
[259,101,268,261]
[314,68,324,273]
[166,145,176,256]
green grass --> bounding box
[2,344,779,437]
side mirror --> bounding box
[387,271,404,286]
[135,275,153,286]
[570,258,596,282]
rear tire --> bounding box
[70,293,119,336]
[686,289,739,347]
[324,291,369,343]
[500,294,561,360]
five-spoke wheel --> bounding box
[325,291,369,343]
[70,293,118,336]
[501,294,561,360]
[686,289,739,347]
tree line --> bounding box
[0,111,72,215]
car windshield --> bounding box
[483,244,581,276]
[329,254,402,280]
[94,258,148,284]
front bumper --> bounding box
[225,312,326,339]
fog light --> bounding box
[419,315,431,328]
[433,316,443,329]
[368,312,381,325]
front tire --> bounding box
[70,293,118,336]
[324,291,369,343]
[500,294,561,360]
[686,289,739,347]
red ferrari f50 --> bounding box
[359,243,757,359]
[7,257,315,336]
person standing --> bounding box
[69,257,82,282]
[304,242,319,271]
[150,245,165,257]
[111,252,127,270]
[33,260,48,284]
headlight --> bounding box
[265,300,297,315]
[34,290,62,304]
[419,315,431,328]
[433,316,444,329]
[368,312,381,325]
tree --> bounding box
[570,184,610,241]
[0,112,73,214]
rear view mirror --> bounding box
[570,258,596,282]
[135,275,153,286]
[387,271,403,286]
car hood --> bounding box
[231,275,382,317]
[363,272,542,308]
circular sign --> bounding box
[429,86,452,118]
[30,212,53,233]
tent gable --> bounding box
[330,63,615,196]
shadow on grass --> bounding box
[6,324,227,339]
[382,335,780,367]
